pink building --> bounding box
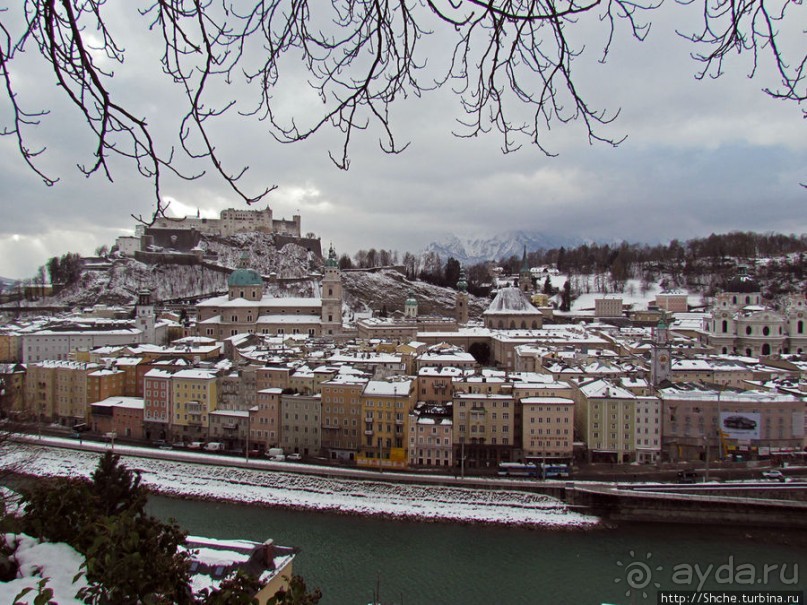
[143,368,173,441]
[252,388,283,450]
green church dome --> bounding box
[228,268,263,287]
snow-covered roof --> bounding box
[484,287,541,315]
[197,295,321,308]
[521,397,575,406]
[90,396,144,410]
[364,379,413,397]
[578,378,636,399]
[173,368,218,380]
[256,315,321,324]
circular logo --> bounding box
[615,551,662,600]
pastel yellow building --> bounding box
[358,379,414,469]
[24,360,102,425]
[171,368,219,442]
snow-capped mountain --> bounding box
[422,231,581,265]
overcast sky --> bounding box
[0,2,804,279]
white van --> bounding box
[266,447,285,461]
[204,442,225,452]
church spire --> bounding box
[326,243,339,268]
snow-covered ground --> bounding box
[1,441,598,529]
[0,534,89,605]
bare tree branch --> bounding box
[0,0,803,218]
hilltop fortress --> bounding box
[115,205,316,260]
[151,206,301,237]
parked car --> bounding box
[187,441,204,449]
[677,469,698,484]
[204,442,225,452]
[268,455,286,462]
[762,470,786,482]
[172,441,186,449]
[286,453,302,461]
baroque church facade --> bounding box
[195,246,343,340]
[707,274,807,356]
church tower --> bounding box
[135,290,157,344]
[456,268,469,325]
[321,244,343,336]
[650,313,672,387]
[404,290,418,319]
[518,246,532,293]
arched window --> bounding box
[762,326,770,336]
[745,348,752,357]
[520,321,527,329]
[745,296,751,304]
[762,344,771,356]
[745,326,752,336]
[721,320,728,333]
[722,347,728,354]
[798,320,804,334]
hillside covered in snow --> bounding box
[17,232,486,319]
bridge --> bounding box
[567,481,807,529]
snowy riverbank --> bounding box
[2,440,599,529]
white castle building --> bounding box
[152,206,301,237]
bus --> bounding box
[497,462,539,478]
[540,463,571,479]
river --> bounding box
[147,495,807,605]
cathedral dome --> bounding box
[228,268,263,288]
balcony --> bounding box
[222,422,238,430]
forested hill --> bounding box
[497,232,806,298]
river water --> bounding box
[147,495,807,605]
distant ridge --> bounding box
[422,230,582,265]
